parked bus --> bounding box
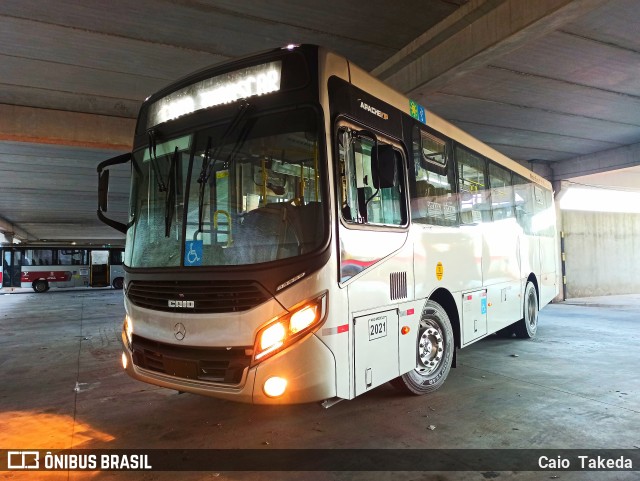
[1,244,124,293]
[98,45,558,405]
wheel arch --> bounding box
[428,287,461,350]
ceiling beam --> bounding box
[0,104,134,150]
[0,214,35,241]
[372,0,610,98]
[554,142,640,180]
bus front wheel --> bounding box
[391,299,454,395]
[514,282,538,338]
[33,280,48,293]
[112,277,124,290]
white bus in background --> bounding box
[97,45,558,405]
[1,244,125,293]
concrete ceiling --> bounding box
[1,0,640,242]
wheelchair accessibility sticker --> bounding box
[184,240,203,266]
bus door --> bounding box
[337,126,409,396]
[108,249,125,289]
[90,250,110,287]
[2,249,22,288]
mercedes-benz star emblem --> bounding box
[174,322,186,341]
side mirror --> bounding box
[98,170,110,212]
[371,144,398,189]
[97,153,132,234]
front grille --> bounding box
[131,334,251,384]
[127,279,270,313]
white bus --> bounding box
[1,244,125,292]
[98,45,558,405]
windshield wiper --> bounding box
[164,146,179,237]
[197,101,251,235]
[147,128,167,192]
[197,136,213,235]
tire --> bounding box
[391,299,454,395]
[33,280,48,293]
[112,277,124,290]
[514,282,538,338]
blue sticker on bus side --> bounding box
[418,104,426,124]
[481,297,487,315]
[184,240,203,266]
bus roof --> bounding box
[339,52,552,191]
[136,44,552,191]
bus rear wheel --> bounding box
[514,282,538,338]
[391,299,453,395]
[33,280,48,293]
[112,277,124,290]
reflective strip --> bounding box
[322,324,349,336]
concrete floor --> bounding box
[1,289,639,481]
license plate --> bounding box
[163,357,198,379]
[368,315,387,341]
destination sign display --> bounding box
[147,61,282,128]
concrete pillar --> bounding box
[554,183,565,302]
[562,210,640,297]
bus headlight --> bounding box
[258,322,286,354]
[290,305,319,333]
[124,315,133,348]
[253,292,327,364]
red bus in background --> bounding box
[1,244,124,293]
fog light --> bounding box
[263,376,287,398]
[121,351,128,370]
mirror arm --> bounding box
[97,152,132,173]
[97,210,128,234]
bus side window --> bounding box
[513,174,534,234]
[110,250,124,266]
[543,189,555,237]
[488,163,515,221]
[456,146,490,224]
[532,184,554,236]
[23,249,53,267]
[410,126,457,226]
[338,127,406,227]
[58,249,87,266]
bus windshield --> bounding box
[126,107,325,268]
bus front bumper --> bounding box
[121,331,337,405]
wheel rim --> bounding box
[526,287,538,329]
[415,312,445,376]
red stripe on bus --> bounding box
[21,270,72,282]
